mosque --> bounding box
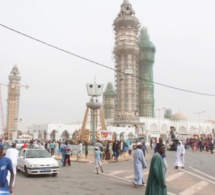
[4,1,215,143]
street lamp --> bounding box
[194,111,204,138]
[156,107,165,131]
[194,111,205,123]
[86,83,104,146]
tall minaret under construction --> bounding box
[6,65,21,140]
[113,0,140,122]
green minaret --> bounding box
[138,27,156,117]
[102,82,115,119]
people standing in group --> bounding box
[145,144,167,195]
[132,142,147,187]
[49,141,55,156]
[63,141,71,166]
[94,146,103,175]
[5,143,19,187]
[175,141,185,169]
[0,142,14,194]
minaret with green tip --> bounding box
[138,27,156,117]
[102,82,115,119]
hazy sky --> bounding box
[0,0,215,131]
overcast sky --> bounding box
[0,0,215,132]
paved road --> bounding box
[13,148,215,195]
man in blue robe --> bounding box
[132,142,147,187]
[60,142,66,165]
[0,142,14,194]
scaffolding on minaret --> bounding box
[6,65,29,140]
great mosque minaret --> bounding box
[7,65,21,139]
[113,0,140,123]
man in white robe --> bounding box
[6,143,19,186]
[133,142,147,187]
[174,141,185,169]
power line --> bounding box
[0,23,215,97]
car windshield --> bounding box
[26,149,51,158]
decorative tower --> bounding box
[138,27,156,117]
[7,65,21,140]
[113,0,139,123]
[81,82,106,146]
[102,82,115,119]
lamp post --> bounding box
[86,82,104,146]
[194,111,204,123]
[156,107,165,132]
[194,111,205,138]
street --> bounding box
[14,148,215,195]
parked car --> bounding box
[17,148,60,177]
[167,138,179,151]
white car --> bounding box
[17,148,60,177]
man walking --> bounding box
[175,141,185,169]
[94,146,104,175]
[154,138,168,178]
[59,141,66,166]
[145,144,167,195]
[49,141,55,156]
[63,141,71,166]
[0,142,14,194]
[133,142,147,187]
[141,141,148,157]
[6,143,19,187]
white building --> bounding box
[31,112,215,143]
[31,123,84,141]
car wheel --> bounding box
[17,166,20,172]
[24,166,29,177]
[52,173,58,177]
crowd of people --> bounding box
[184,138,215,153]
[1,134,212,194]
